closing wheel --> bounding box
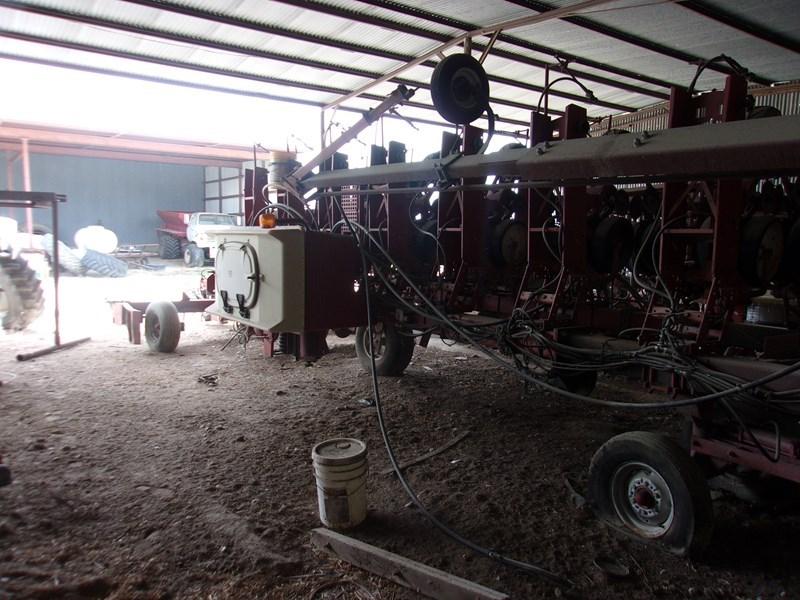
[588,431,713,556]
[144,301,181,353]
[355,322,414,376]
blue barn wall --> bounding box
[1,152,204,245]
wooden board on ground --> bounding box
[311,528,509,600]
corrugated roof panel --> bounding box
[1,5,84,39]
[0,37,336,106]
[578,1,800,80]
[701,0,800,40]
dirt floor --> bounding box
[1,261,800,599]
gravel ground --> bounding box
[1,262,799,599]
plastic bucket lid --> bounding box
[312,438,367,467]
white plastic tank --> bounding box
[74,225,118,254]
[312,438,368,529]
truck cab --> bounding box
[184,212,237,267]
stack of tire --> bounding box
[42,232,128,278]
[0,254,45,330]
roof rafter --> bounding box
[271,0,669,99]
[0,51,526,135]
[353,0,677,90]
[0,0,634,113]
[0,30,533,128]
[504,0,774,86]
[677,0,800,55]
[118,0,656,107]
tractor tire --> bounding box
[587,431,713,557]
[183,243,205,267]
[0,254,45,331]
[158,233,182,259]
[80,249,128,277]
[41,234,87,276]
[355,322,414,376]
[144,301,181,352]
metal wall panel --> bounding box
[1,152,204,245]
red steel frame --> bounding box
[300,76,800,485]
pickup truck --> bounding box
[156,210,237,267]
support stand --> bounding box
[0,191,91,362]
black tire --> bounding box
[158,233,182,259]
[41,234,86,275]
[355,323,414,376]
[183,243,204,267]
[80,249,128,277]
[430,54,490,124]
[145,301,181,352]
[587,431,713,557]
[0,255,45,331]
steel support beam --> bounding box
[301,115,800,189]
[677,0,800,55]
[0,30,530,128]
[272,0,670,105]
[504,0,774,86]
[354,0,677,91]
[113,0,642,111]
[0,52,503,135]
[0,1,618,115]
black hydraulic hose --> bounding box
[331,197,568,585]
[350,221,800,411]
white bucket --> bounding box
[312,438,368,530]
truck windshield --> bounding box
[199,214,236,225]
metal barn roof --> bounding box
[0,0,798,136]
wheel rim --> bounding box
[363,324,386,360]
[610,461,675,538]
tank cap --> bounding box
[312,438,367,466]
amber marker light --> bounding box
[259,213,277,228]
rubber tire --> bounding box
[0,255,45,331]
[158,233,182,259]
[41,234,86,275]
[355,323,414,376]
[430,54,490,125]
[588,431,713,557]
[184,244,204,267]
[80,249,128,277]
[145,301,181,353]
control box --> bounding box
[206,226,365,332]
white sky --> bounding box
[0,58,502,168]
